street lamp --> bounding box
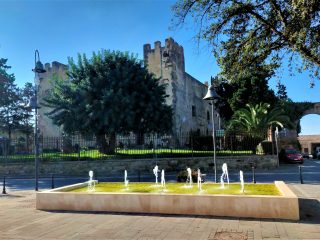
[203,84,220,183]
[32,50,46,191]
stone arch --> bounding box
[279,102,320,150]
[296,103,320,155]
[294,102,320,127]
[301,102,320,115]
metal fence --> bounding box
[0,131,275,163]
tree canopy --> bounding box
[228,103,290,135]
[44,50,172,153]
[0,58,33,140]
[173,0,320,83]
[276,81,288,100]
[214,67,278,122]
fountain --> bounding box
[124,170,129,188]
[240,170,244,193]
[87,170,95,192]
[161,169,165,188]
[186,167,192,188]
[197,169,202,192]
[37,166,299,220]
[153,165,159,184]
[220,163,229,188]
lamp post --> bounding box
[32,50,46,191]
[203,84,220,183]
[275,127,279,167]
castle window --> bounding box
[207,111,210,120]
[192,105,196,117]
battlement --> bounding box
[44,61,68,73]
[143,37,185,72]
[143,37,184,55]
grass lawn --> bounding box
[0,149,253,162]
[116,149,252,155]
[69,182,280,196]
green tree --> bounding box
[0,58,21,140]
[173,0,320,82]
[0,59,34,142]
[228,103,289,154]
[19,83,35,139]
[214,68,278,122]
[228,103,290,135]
[44,50,172,154]
[276,81,288,100]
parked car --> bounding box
[314,147,320,159]
[279,149,304,164]
[302,152,313,159]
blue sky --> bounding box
[0,0,319,135]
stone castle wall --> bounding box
[38,61,68,138]
[38,38,216,137]
[143,38,216,135]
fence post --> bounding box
[191,135,194,159]
[2,176,7,194]
[51,174,55,189]
[252,164,256,184]
[299,166,304,184]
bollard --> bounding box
[299,166,304,184]
[51,174,55,189]
[252,166,256,184]
[2,176,7,194]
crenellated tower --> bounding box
[38,61,68,137]
[144,38,213,136]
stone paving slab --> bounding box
[0,185,320,239]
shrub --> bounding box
[192,136,212,150]
[256,141,274,154]
[176,169,198,182]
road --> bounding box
[2,159,320,191]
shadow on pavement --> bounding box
[299,198,320,224]
[0,193,24,198]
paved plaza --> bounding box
[0,183,319,240]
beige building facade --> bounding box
[38,38,216,137]
[298,135,320,155]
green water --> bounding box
[68,182,281,196]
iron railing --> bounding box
[0,131,275,163]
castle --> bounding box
[38,38,218,137]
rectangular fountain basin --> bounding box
[36,181,299,220]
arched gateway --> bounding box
[297,102,320,121]
[297,102,320,156]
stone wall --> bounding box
[0,155,277,177]
[38,61,68,137]
[143,38,216,135]
[38,39,217,138]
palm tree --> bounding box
[229,103,290,135]
[228,103,290,154]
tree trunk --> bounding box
[8,125,11,142]
[96,132,116,154]
[8,125,12,155]
[62,135,73,153]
